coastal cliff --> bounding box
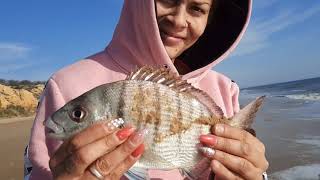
[0,82,45,118]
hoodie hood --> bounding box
[107,0,251,82]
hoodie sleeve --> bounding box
[26,78,66,180]
[230,81,240,114]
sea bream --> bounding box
[45,66,265,171]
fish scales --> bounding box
[101,79,213,169]
[118,80,212,141]
[45,66,265,171]
[116,80,211,169]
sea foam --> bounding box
[270,164,320,180]
[286,93,320,101]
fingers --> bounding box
[203,124,268,169]
[199,134,263,168]
[108,144,145,179]
[50,119,123,169]
[50,125,135,178]
[93,129,148,177]
[212,124,255,143]
[212,124,265,153]
[212,150,263,180]
[211,160,243,180]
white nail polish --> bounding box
[198,146,215,158]
[106,118,125,130]
[111,118,125,128]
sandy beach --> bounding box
[0,117,33,180]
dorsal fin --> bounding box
[187,89,224,118]
[126,66,224,117]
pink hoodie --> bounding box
[26,0,252,179]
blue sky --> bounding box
[0,0,319,88]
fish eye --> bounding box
[70,107,86,123]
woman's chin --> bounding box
[164,46,183,60]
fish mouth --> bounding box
[44,116,66,139]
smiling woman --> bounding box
[25,0,269,180]
[156,0,212,61]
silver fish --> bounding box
[45,66,265,172]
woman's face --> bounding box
[155,0,212,60]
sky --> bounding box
[0,0,319,88]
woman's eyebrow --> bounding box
[192,1,212,6]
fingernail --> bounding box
[199,135,217,146]
[215,124,224,134]
[198,146,215,158]
[131,128,149,145]
[106,118,125,130]
[116,127,135,140]
[131,144,145,157]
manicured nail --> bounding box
[131,144,145,157]
[106,118,125,130]
[131,128,149,145]
[116,127,135,140]
[215,124,224,134]
[198,146,215,158]
[199,135,217,146]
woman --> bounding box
[25,0,269,179]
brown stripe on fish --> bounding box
[152,83,163,143]
[132,82,145,128]
[177,92,183,146]
[116,81,127,119]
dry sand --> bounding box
[0,117,33,180]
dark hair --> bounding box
[178,0,248,70]
[207,0,219,25]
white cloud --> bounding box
[0,42,36,74]
[232,3,320,57]
[0,62,34,73]
[0,43,32,61]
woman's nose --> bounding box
[170,7,188,30]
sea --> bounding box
[239,77,320,180]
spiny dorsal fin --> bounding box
[187,89,224,118]
[126,66,224,117]
[230,96,266,129]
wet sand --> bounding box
[0,117,33,180]
[254,116,320,174]
[241,96,320,179]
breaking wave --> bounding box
[285,93,320,101]
[270,164,320,180]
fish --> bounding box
[45,66,265,173]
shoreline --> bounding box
[0,116,35,124]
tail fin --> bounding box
[229,96,266,130]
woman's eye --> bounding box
[70,107,86,123]
[190,6,206,15]
[159,0,177,6]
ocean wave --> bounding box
[293,136,320,151]
[270,164,320,180]
[285,93,320,101]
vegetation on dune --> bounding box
[0,105,35,118]
[0,79,46,88]
[0,79,45,119]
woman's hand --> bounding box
[49,120,147,180]
[199,124,269,180]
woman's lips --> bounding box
[160,30,184,45]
